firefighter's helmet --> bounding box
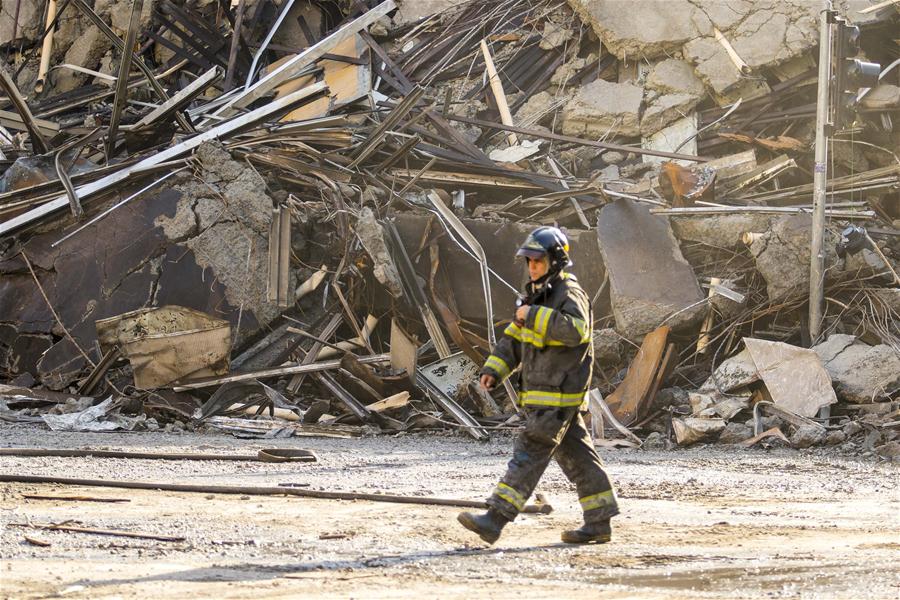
[515,226,571,273]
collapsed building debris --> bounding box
[0,0,896,457]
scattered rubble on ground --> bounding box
[0,0,896,459]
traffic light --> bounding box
[833,17,881,129]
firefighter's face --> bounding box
[526,255,550,281]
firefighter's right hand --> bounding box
[480,374,496,391]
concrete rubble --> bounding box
[0,0,895,458]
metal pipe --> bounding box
[35,0,57,94]
[106,0,145,159]
[809,0,833,343]
[0,474,553,513]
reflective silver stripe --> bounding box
[494,483,526,511]
[533,306,552,337]
[579,490,616,511]
[484,355,510,379]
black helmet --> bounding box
[516,226,572,273]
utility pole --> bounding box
[809,0,833,344]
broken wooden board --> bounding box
[273,35,371,122]
[604,325,670,426]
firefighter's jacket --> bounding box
[480,272,593,408]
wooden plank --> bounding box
[208,0,395,121]
[605,326,670,426]
[480,39,517,146]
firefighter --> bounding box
[458,226,619,545]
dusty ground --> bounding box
[1,423,898,599]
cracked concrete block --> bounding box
[551,56,590,87]
[540,21,574,50]
[355,207,403,299]
[813,334,900,404]
[646,59,706,97]
[56,25,112,93]
[393,0,465,26]
[560,79,643,139]
[640,93,701,136]
[0,0,42,45]
[670,214,773,248]
[566,0,711,60]
[718,422,753,444]
[597,199,706,339]
[748,214,823,302]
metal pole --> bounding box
[809,0,833,343]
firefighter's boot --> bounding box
[457,508,509,544]
[561,519,611,544]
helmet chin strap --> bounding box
[528,267,562,293]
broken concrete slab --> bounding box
[813,334,900,403]
[566,0,711,60]
[597,199,706,339]
[560,79,643,139]
[640,93,702,136]
[0,0,43,46]
[392,0,464,26]
[646,59,705,98]
[744,338,837,418]
[718,421,753,444]
[699,348,759,395]
[355,207,404,299]
[641,115,698,166]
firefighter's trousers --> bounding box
[487,406,619,523]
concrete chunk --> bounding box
[813,334,900,403]
[646,59,706,97]
[560,80,643,139]
[597,199,706,339]
[640,93,701,136]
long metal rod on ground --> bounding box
[173,352,389,390]
[0,448,316,462]
[0,474,553,514]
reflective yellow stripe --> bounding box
[520,390,586,407]
[579,490,616,511]
[504,322,522,339]
[483,355,510,379]
[505,322,547,348]
[570,317,591,344]
[493,483,526,511]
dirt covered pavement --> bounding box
[1,424,898,599]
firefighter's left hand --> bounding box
[515,305,530,325]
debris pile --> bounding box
[0,0,897,457]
